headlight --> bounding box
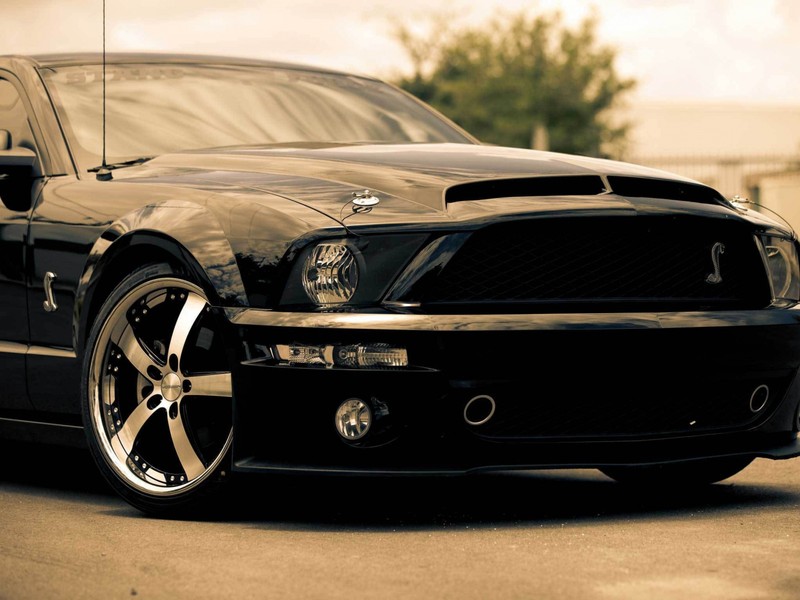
[760,235,800,307]
[302,243,359,304]
[279,234,430,308]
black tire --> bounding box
[81,264,233,516]
[600,456,754,487]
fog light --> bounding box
[335,398,371,440]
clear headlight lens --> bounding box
[760,235,800,306]
[302,243,359,304]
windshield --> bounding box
[41,63,473,169]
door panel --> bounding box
[27,180,102,414]
[0,78,35,411]
[0,208,30,410]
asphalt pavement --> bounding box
[1,441,799,599]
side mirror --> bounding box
[0,146,40,176]
[0,147,40,211]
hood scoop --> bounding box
[446,175,606,203]
[445,174,726,206]
[606,176,725,205]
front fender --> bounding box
[75,199,247,352]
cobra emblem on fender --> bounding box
[705,242,725,284]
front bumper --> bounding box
[225,308,800,475]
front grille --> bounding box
[422,217,770,310]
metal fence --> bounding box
[630,155,800,198]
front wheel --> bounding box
[600,456,754,487]
[81,265,233,516]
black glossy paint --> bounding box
[0,54,798,474]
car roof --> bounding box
[13,52,376,80]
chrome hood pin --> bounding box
[352,189,380,207]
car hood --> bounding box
[118,143,726,227]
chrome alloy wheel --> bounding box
[88,277,232,497]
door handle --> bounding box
[43,271,58,313]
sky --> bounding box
[3,0,800,104]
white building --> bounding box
[622,101,800,229]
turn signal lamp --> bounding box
[274,343,408,369]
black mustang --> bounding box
[1,53,799,514]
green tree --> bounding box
[394,11,635,157]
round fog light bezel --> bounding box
[335,398,372,441]
[749,384,769,413]
[464,394,496,426]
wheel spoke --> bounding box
[117,327,161,378]
[111,397,160,454]
[168,293,207,371]
[187,372,232,398]
[168,411,206,480]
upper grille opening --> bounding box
[607,177,725,205]
[446,176,606,203]
[418,216,771,312]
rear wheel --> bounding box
[81,264,233,516]
[600,456,754,487]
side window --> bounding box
[0,79,38,211]
[0,79,36,152]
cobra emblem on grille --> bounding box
[705,242,726,284]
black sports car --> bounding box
[2,53,799,514]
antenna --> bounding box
[96,0,112,181]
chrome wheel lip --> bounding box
[88,277,232,498]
